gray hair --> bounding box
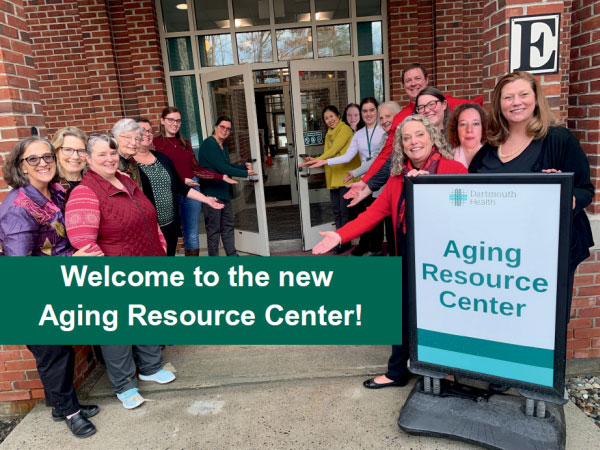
[111,118,143,139]
[378,101,402,116]
[87,133,118,156]
[390,115,454,176]
[3,137,56,188]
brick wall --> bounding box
[568,0,600,213]
[0,0,45,202]
[0,345,95,417]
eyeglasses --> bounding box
[141,128,154,135]
[21,153,56,166]
[119,135,142,144]
[218,124,232,132]
[415,100,441,114]
[60,147,87,157]
[165,117,182,125]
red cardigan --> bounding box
[338,158,467,251]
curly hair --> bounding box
[446,103,488,148]
[487,71,557,146]
[390,115,453,176]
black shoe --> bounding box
[367,250,383,256]
[488,383,510,393]
[363,373,411,389]
[52,404,99,422]
[65,412,96,438]
[333,243,351,254]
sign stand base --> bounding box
[398,379,566,450]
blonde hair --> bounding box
[391,115,453,175]
[487,71,557,146]
[51,127,88,179]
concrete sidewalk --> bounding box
[2,346,599,449]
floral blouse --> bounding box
[0,183,74,256]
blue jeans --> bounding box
[178,182,202,250]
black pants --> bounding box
[330,187,351,230]
[27,345,80,417]
[385,232,409,380]
[355,195,383,252]
[203,200,237,256]
[160,221,180,256]
[384,216,395,256]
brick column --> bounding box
[0,0,45,202]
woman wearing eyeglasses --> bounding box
[51,127,88,192]
[414,87,450,132]
[153,107,236,256]
[0,137,102,437]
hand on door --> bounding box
[308,160,327,169]
[298,156,315,167]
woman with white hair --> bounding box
[111,118,144,187]
[313,115,467,389]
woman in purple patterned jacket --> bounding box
[0,136,102,438]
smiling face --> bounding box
[138,121,154,150]
[345,106,360,131]
[401,120,434,168]
[87,140,119,180]
[323,110,340,130]
[403,68,429,102]
[214,120,232,142]
[416,94,447,130]
[378,106,396,133]
[21,141,56,191]
[457,108,483,151]
[500,78,536,127]
[57,135,86,179]
[161,112,182,137]
[116,130,141,158]
[361,102,378,127]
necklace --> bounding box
[498,137,531,159]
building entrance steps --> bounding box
[2,346,599,449]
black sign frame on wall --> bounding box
[509,13,561,75]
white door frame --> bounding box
[289,60,355,251]
[200,65,270,256]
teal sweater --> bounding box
[197,136,248,201]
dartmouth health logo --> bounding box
[449,188,468,206]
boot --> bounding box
[184,249,200,256]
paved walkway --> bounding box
[2,346,599,449]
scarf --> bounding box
[397,148,442,235]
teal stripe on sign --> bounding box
[418,345,554,387]
[418,329,554,369]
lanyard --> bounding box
[365,124,377,159]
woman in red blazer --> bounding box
[313,115,467,389]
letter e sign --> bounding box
[509,14,560,75]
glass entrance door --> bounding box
[200,66,270,256]
[289,60,355,251]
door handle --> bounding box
[247,178,259,183]
[300,167,310,178]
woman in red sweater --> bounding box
[313,115,467,389]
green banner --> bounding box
[1,257,401,344]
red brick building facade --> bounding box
[1,0,599,415]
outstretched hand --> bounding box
[223,175,238,185]
[343,180,366,200]
[348,185,372,207]
[308,160,327,169]
[206,197,224,209]
[342,171,355,183]
[312,231,342,255]
[184,178,200,187]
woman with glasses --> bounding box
[414,87,450,132]
[65,133,166,256]
[197,116,256,256]
[51,127,88,192]
[134,117,226,256]
[0,137,102,438]
[154,107,235,256]
[112,118,144,187]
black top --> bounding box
[470,126,594,269]
[474,138,541,174]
